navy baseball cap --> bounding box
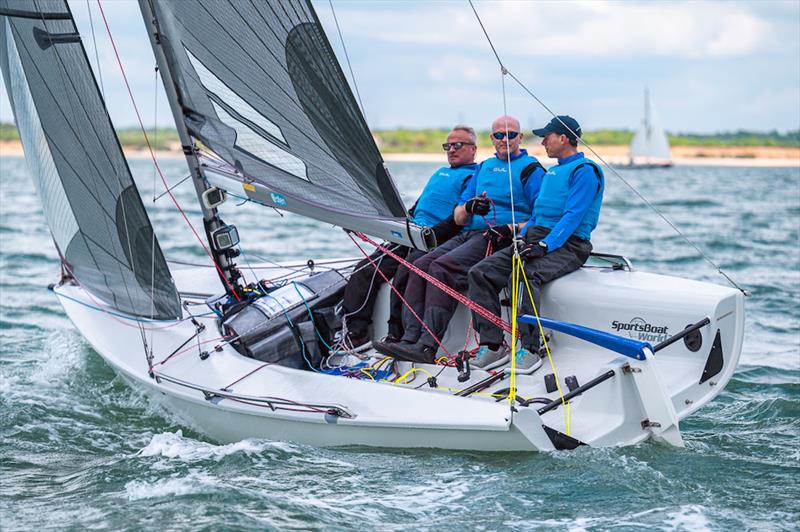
[532,115,582,141]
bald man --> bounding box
[376,115,546,364]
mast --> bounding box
[644,87,651,140]
[138,0,241,295]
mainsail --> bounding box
[140,0,432,249]
[0,0,181,320]
[629,88,672,165]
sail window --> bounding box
[210,101,309,181]
[186,48,287,142]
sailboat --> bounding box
[1,0,744,451]
[629,88,673,168]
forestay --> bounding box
[142,0,430,247]
[0,0,180,320]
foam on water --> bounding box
[125,471,222,501]
[139,430,300,462]
[663,505,713,531]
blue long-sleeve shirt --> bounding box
[521,152,600,251]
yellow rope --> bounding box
[516,255,572,436]
[393,366,436,385]
[508,253,520,405]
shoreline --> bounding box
[383,145,800,168]
[1,141,797,168]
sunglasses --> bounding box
[491,131,519,140]
[442,142,474,151]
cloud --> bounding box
[328,0,778,60]
[426,55,495,82]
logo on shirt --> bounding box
[490,167,507,173]
[611,317,669,343]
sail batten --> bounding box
[0,0,181,320]
[143,0,426,247]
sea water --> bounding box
[1,156,798,530]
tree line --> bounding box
[1,122,797,153]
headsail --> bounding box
[141,0,432,249]
[0,0,181,320]
[629,88,672,164]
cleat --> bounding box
[471,345,509,371]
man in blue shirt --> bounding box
[339,126,479,351]
[375,115,546,363]
[468,116,604,371]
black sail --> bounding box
[0,0,181,320]
[143,0,425,245]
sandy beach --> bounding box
[384,145,800,167]
[1,141,797,167]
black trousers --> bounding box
[401,231,502,348]
[341,245,425,338]
[467,226,592,350]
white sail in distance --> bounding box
[629,88,672,165]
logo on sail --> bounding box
[270,192,287,206]
[611,317,669,343]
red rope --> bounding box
[353,232,514,335]
[460,238,495,353]
[95,1,240,302]
[347,233,452,358]
[223,362,271,390]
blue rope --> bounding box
[238,245,266,293]
[291,282,334,351]
[50,287,215,323]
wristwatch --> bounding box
[538,241,548,251]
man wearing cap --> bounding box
[467,115,605,372]
[338,125,479,351]
[375,115,546,364]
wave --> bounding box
[137,430,300,462]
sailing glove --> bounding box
[464,196,491,216]
[483,224,514,247]
[518,240,547,261]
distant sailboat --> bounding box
[629,88,673,167]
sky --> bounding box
[0,0,798,134]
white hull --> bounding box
[55,258,744,452]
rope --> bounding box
[353,232,513,335]
[95,0,241,302]
[467,0,747,296]
[84,0,104,98]
[327,0,367,120]
[516,255,571,435]
[347,233,453,358]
